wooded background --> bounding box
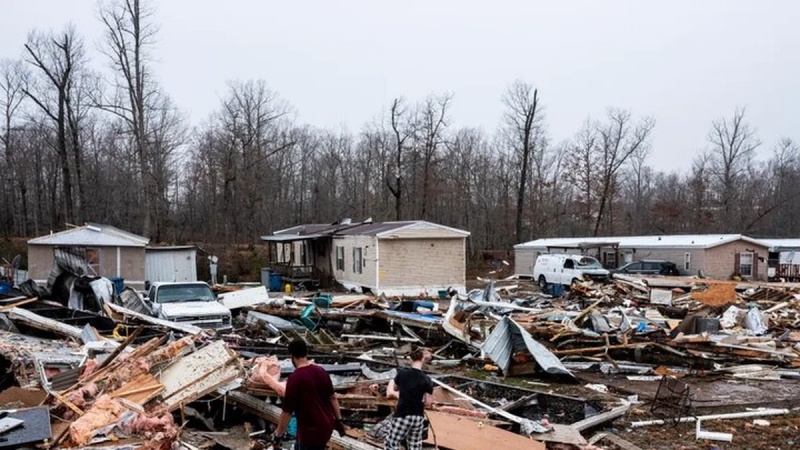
[2,0,799,258]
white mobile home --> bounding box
[263,220,470,296]
[515,234,770,281]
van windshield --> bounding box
[576,257,603,269]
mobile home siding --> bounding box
[331,235,378,289]
[624,248,706,275]
[705,241,769,280]
[378,238,464,289]
[27,245,53,282]
[28,245,146,288]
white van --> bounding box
[532,254,610,289]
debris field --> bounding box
[1,271,799,450]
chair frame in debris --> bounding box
[649,375,692,425]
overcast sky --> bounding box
[2,0,798,172]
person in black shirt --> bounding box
[384,347,433,450]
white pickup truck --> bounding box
[144,282,232,331]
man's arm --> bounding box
[330,394,343,421]
[423,375,434,406]
[274,410,292,437]
[386,378,400,399]
[275,376,295,438]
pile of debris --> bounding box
[1,269,800,449]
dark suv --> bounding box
[613,260,680,276]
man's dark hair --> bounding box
[288,339,308,358]
[409,347,425,362]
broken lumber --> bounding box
[425,410,546,450]
[0,297,37,311]
[588,432,644,450]
[431,378,548,435]
[572,403,631,432]
[553,342,650,355]
[225,390,378,450]
[106,301,203,334]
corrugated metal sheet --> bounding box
[483,316,574,378]
[145,247,197,283]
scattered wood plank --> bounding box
[0,297,38,312]
[225,390,378,450]
[589,432,644,450]
[528,423,587,445]
[110,372,164,405]
[572,403,630,432]
[425,410,546,450]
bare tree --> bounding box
[22,25,87,224]
[622,142,653,234]
[0,59,28,234]
[565,121,598,232]
[707,108,760,230]
[502,81,542,243]
[387,98,413,220]
[416,94,451,219]
[594,110,654,235]
[97,0,177,237]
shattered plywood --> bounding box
[105,302,203,334]
[158,340,240,411]
[159,341,234,397]
[529,424,587,445]
[424,410,546,450]
[0,386,48,408]
[163,363,240,411]
[110,372,164,405]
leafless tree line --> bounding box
[2,2,799,257]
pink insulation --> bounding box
[249,356,286,396]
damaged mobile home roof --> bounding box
[514,234,769,250]
[28,223,149,247]
[759,239,800,251]
[262,220,469,241]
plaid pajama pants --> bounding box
[384,415,427,450]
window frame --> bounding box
[335,246,345,271]
[352,247,363,274]
[740,252,754,277]
[85,247,101,276]
[603,251,617,269]
[684,252,691,271]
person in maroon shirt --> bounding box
[273,340,346,449]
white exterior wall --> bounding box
[516,245,702,274]
[377,238,466,296]
[330,235,378,292]
[145,248,198,283]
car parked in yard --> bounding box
[533,254,610,289]
[612,260,680,276]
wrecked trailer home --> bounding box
[1,265,800,449]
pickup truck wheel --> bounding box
[538,276,547,290]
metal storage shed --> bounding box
[145,246,198,283]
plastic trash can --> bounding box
[269,272,282,292]
[260,268,270,287]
